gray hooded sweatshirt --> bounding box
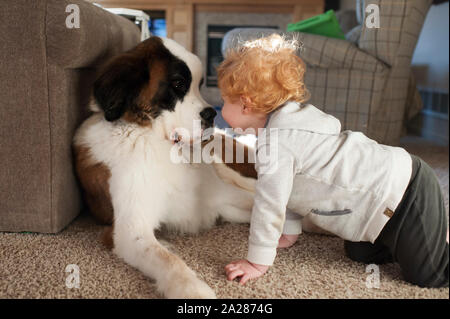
[247,101,412,266]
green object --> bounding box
[287,10,346,40]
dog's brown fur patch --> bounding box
[217,134,257,179]
[73,145,114,225]
[123,60,168,126]
[101,224,115,250]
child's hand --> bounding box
[225,259,269,285]
[278,234,299,248]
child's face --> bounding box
[221,96,246,129]
[221,95,267,134]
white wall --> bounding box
[411,2,449,91]
[410,2,449,145]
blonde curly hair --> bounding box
[217,34,310,114]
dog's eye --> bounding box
[171,79,185,90]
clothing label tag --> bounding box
[384,208,394,218]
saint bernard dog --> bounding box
[73,36,260,298]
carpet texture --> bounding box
[0,136,448,299]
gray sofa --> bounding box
[0,0,141,233]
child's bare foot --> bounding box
[278,234,299,248]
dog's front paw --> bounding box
[164,275,216,299]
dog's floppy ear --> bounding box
[93,54,149,122]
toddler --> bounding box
[218,34,449,288]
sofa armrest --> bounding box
[46,0,140,68]
[222,28,388,73]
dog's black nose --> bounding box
[200,107,217,124]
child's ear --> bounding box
[240,95,252,105]
[241,105,253,115]
[240,96,253,114]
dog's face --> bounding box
[93,36,216,142]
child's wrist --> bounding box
[248,261,270,273]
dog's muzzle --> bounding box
[200,107,217,128]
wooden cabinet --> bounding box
[88,0,324,52]
[168,4,193,51]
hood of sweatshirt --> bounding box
[266,101,341,135]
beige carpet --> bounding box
[0,136,448,299]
